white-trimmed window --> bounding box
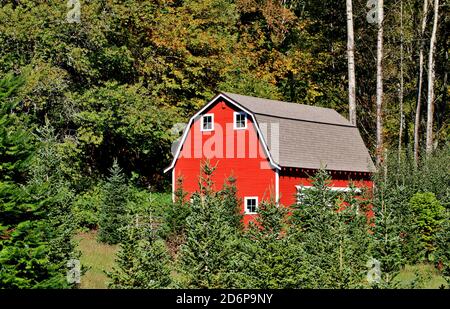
[244,196,258,214]
[201,114,214,131]
[233,112,247,129]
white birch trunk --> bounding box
[347,0,357,126]
[398,0,404,160]
[376,0,384,166]
[414,0,429,164]
[426,0,439,155]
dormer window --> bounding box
[234,112,247,129]
[201,114,214,131]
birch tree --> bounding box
[376,0,384,166]
[414,0,429,164]
[398,0,404,160]
[426,0,440,155]
[347,0,357,126]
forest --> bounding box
[0,0,449,289]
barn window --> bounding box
[201,114,214,131]
[244,197,258,214]
[234,112,247,129]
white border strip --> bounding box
[295,185,362,193]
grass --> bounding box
[76,230,118,289]
[76,230,447,289]
[395,264,447,289]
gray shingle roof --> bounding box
[221,92,375,173]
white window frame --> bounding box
[201,113,214,132]
[233,111,247,130]
[295,185,361,205]
[244,196,258,214]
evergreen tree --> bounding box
[25,122,80,288]
[1,74,78,288]
[108,210,172,289]
[177,162,242,288]
[98,159,129,245]
[290,169,372,288]
[162,177,191,240]
[435,208,450,284]
[217,176,243,231]
[243,201,309,288]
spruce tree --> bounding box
[177,161,242,288]
[26,123,80,288]
[108,210,172,289]
[290,169,372,288]
[98,159,129,244]
[435,209,450,284]
[243,201,309,288]
[1,74,78,288]
[370,178,406,287]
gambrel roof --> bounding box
[165,92,375,173]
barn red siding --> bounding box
[173,99,277,225]
[279,168,374,217]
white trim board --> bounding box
[295,185,362,193]
[164,93,281,173]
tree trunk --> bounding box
[346,0,357,126]
[426,0,439,155]
[414,0,429,165]
[376,0,384,166]
[398,0,404,161]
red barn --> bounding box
[165,92,375,224]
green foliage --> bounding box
[290,169,372,288]
[160,178,191,240]
[108,211,172,289]
[373,147,450,264]
[177,162,242,288]
[98,160,129,245]
[0,89,79,288]
[242,201,309,288]
[410,192,445,259]
[435,209,450,282]
[72,185,103,230]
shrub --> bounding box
[409,192,445,260]
[72,185,103,230]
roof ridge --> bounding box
[222,91,342,113]
[221,91,352,126]
[253,112,357,128]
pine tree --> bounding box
[98,159,129,245]
[108,211,172,289]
